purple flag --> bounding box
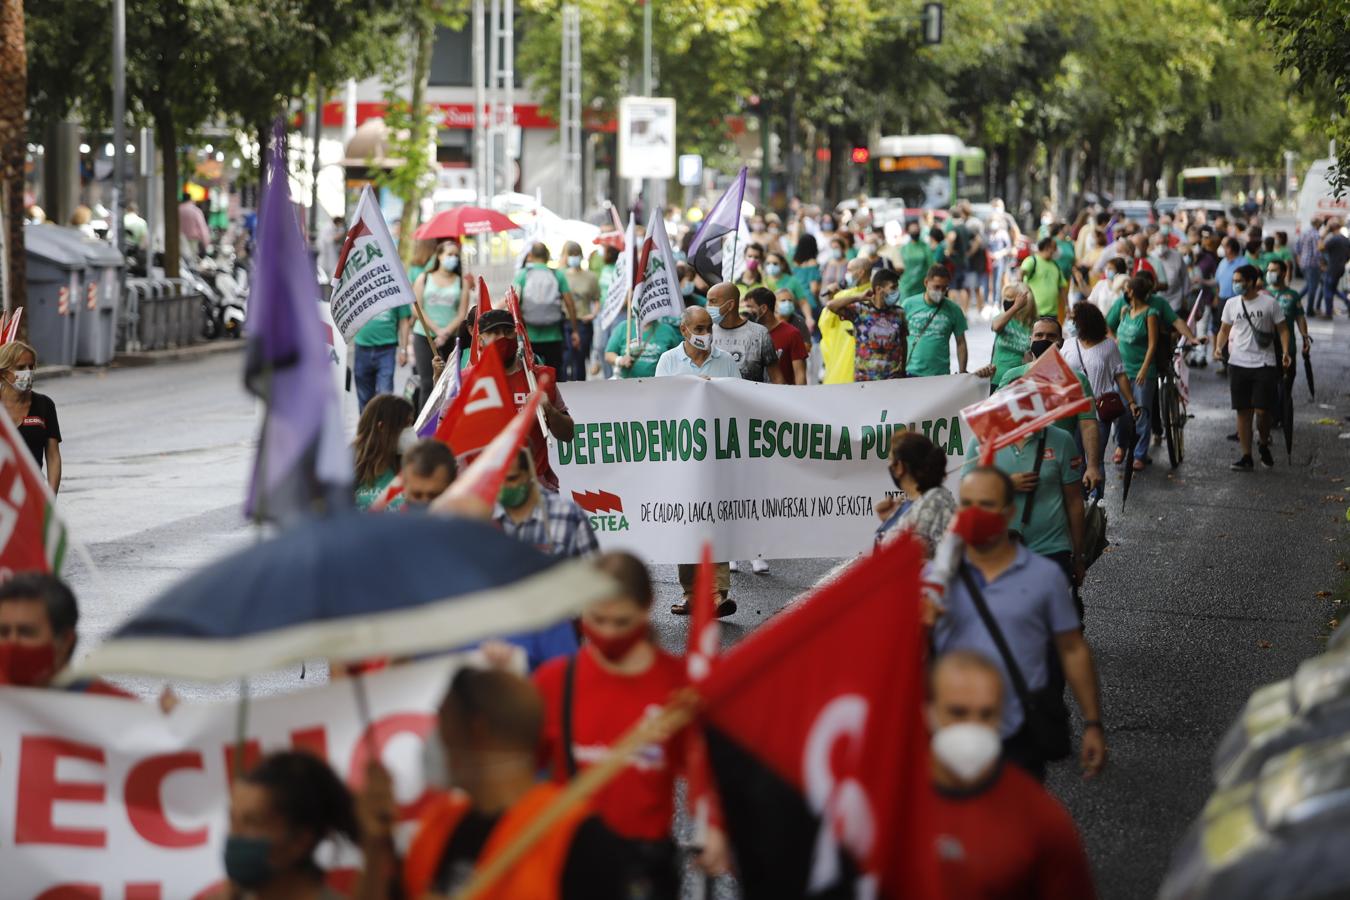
[686,167,746,287]
[244,121,352,523]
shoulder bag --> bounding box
[958,565,1071,761]
[1075,342,1125,423]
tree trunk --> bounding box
[826,124,845,207]
[156,109,181,277]
[0,0,26,328]
[397,15,436,263]
[784,89,799,203]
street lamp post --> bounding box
[111,0,127,256]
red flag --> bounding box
[960,346,1091,464]
[469,276,494,365]
[441,387,546,510]
[697,535,937,898]
[503,287,538,372]
[434,342,516,456]
[0,406,66,575]
[684,541,720,842]
[686,542,719,683]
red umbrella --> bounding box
[414,206,519,240]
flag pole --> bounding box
[451,690,701,900]
[412,301,441,355]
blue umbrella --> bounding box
[69,514,612,682]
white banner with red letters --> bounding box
[550,374,987,563]
[0,657,460,899]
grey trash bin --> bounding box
[22,224,86,367]
[74,235,124,365]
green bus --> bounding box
[869,134,987,210]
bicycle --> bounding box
[1157,341,1197,469]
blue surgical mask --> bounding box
[674,250,687,262]
[708,305,724,325]
[777,299,795,316]
[443,255,460,271]
[764,263,782,277]
[830,248,843,260]
[844,274,857,287]
[567,255,582,268]
[883,289,901,307]
[682,281,695,297]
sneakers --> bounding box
[751,559,769,574]
[1258,443,1274,468]
[728,560,739,573]
[1231,455,1254,471]
[1226,432,1239,442]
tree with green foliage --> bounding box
[1233,0,1350,195]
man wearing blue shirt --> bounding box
[654,306,743,379]
[1215,236,1250,304]
[932,467,1106,781]
[657,305,740,618]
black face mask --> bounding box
[1002,299,1015,312]
[1030,338,1056,358]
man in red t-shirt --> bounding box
[928,650,1096,900]
[745,286,808,385]
[0,573,133,697]
[479,309,576,491]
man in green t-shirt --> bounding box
[1051,223,1076,280]
[899,220,935,299]
[354,305,412,413]
[1021,237,1069,321]
[962,426,1086,587]
[604,318,683,379]
[512,242,580,379]
[995,317,1102,497]
[900,266,969,377]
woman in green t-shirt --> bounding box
[412,240,468,406]
[990,282,1037,385]
[1112,275,1159,470]
[353,394,414,510]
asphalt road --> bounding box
[43,297,1350,899]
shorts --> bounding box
[1229,364,1277,411]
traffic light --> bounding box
[850,147,870,165]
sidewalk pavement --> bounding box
[42,339,245,380]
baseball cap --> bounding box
[478,309,515,332]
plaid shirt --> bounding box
[494,489,599,559]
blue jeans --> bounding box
[1115,378,1155,462]
[354,343,397,413]
[1301,272,1325,315]
[1323,268,1348,316]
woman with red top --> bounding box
[533,552,729,897]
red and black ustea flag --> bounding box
[697,535,937,898]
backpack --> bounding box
[521,266,563,327]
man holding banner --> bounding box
[656,306,740,615]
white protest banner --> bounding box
[597,214,635,331]
[550,375,988,562]
[329,186,417,341]
[633,212,683,330]
[0,657,458,899]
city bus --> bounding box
[869,134,987,210]
[1177,166,1230,201]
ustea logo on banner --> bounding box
[572,490,629,532]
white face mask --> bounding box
[931,722,1002,784]
[397,427,418,455]
[926,287,944,303]
[688,333,712,352]
[11,370,33,392]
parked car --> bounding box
[1110,200,1155,226]
[1153,196,1186,218]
